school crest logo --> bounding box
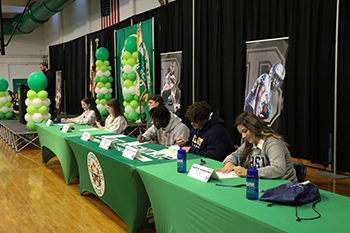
[87,152,105,196]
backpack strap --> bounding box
[295,197,321,221]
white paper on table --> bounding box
[79,128,99,131]
[102,135,127,138]
[123,141,148,146]
[216,171,239,179]
[136,155,153,162]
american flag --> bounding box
[101,0,120,29]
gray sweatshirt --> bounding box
[223,138,297,181]
[143,112,190,147]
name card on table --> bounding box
[188,163,220,183]
[62,125,72,133]
[46,119,54,126]
[80,132,95,141]
[122,146,142,160]
[99,138,117,150]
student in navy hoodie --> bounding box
[177,101,236,162]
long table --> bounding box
[66,135,202,233]
[136,159,350,233]
[35,122,115,184]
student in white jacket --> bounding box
[96,98,127,134]
[61,97,101,127]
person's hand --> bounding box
[234,166,248,177]
[61,118,66,123]
[96,121,102,129]
[217,162,235,174]
[176,137,186,147]
[183,146,190,152]
[149,140,158,144]
[68,118,75,123]
[137,134,145,143]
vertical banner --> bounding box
[245,37,288,128]
[116,19,153,122]
[160,51,182,116]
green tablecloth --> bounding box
[66,135,202,233]
[35,122,115,184]
[137,159,350,233]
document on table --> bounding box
[79,128,99,131]
[101,135,127,138]
[216,171,239,179]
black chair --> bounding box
[293,161,307,182]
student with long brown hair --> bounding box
[96,98,127,134]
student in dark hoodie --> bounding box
[177,101,236,162]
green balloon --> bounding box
[5,101,11,107]
[104,93,112,101]
[124,112,129,120]
[5,91,9,96]
[27,121,36,131]
[130,100,139,109]
[95,60,103,67]
[108,76,113,83]
[128,58,136,67]
[123,101,129,107]
[141,99,146,107]
[0,92,5,97]
[124,93,133,102]
[141,113,146,120]
[105,82,111,89]
[134,95,140,102]
[5,111,13,118]
[96,67,101,71]
[123,51,132,60]
[124,36,137,53]
[38,90,48,100]
[128,111,139,121]
[107,66,112,71]
[28,72,47,92]
[100,108,109,116]
[96,99,101,105]
[27,90,37,100]
[101,65,107,72]
[128,71,136,82]
[132,51,138,59]
[96,93,104,100]
[27,105,37,115]
[122,59,128,66]
[100,99,107,105]
[97,82,105,89]
[0,78,9,92]
[124,80,133,88]
[38,105,48,115]
[94,76,101,83]
[122,73,129,81]
[100,76,108,83]
[0,111,4,119]
[0,102,3,108]
[104,60,110,66]
[95,47,110,61]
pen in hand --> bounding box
[237,155,241,166]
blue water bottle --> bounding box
[246,166,259,200]
[177,148,186,173]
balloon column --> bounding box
[121,35,146,122]
[25,72,51,131]
[94,47,113,116]
[0,78,14,119]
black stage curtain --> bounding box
[337,0,350,172]
[132,0,193,122]
[87,18,131,98]
[63,36,86,114]
[195,0,335,167]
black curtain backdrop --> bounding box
[49,0,350,171]
[63,36,86,114]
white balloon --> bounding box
[8,106,13,112]
[140,106,145,114]
[125,105,133,114]
[95,87,101,94]
[32,98,43,108]
[122,87,128,96]
[42,98,51,107]
[32,113,43,123]
[0,97,7,103]
[129,86,136,95]
[25,113,33,122]
[0,106,8,113]
[25,98,33,106]
[97,104,103,110]
[96,70,104,77]
[101,87,108,94]
[132,65,137,72]
[123,65,132,73]
[103,71,111,77]
[43,113,51,121]
[108,88,113,94]
[6,95,12,102]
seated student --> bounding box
[61,97,101,127]
[137,105,190,147]
[146,94,164,130]
[176,101,236,162]
[96,98,127,134]
[218,112,297,181]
